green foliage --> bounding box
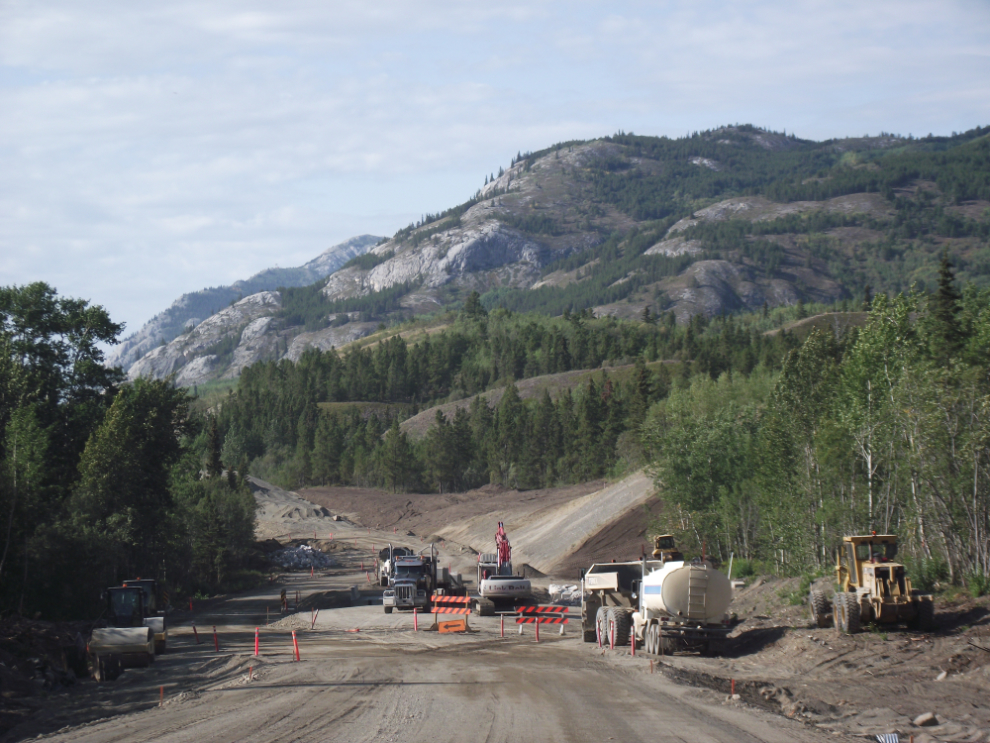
[643,267,990,582]
[966,572,990,598]
[0,284,260,618]
[340,250,394,271]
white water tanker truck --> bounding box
[581,535,734,655]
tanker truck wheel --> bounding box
[645,624,658,654]
[607,608,631,647]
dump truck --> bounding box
[89,586,156,681]
[581,535,734,655]
[123,578,167,653]
[810,533,935,633]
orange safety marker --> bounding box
[213,626,220,652]
[310,566,314,577]
[366,571,371,583]
[609,620,615,650]
[413,607,418,631]
[535,619,540,643]
[630,628,635,656]
[249,666,253,681]
[500,614,504,638]
[192,621,200,644]
[312,609,319,629]
[731,679,735,696]
[596,621,601,649]
[291,630,300,661]
[159,685,164,707]
[254,627,260,656]
[188,598,193,611]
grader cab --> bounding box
[809,534,934,633]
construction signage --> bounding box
[515,605,570,623]
[437,618,468,634]
[431,594,471,615]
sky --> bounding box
[2,1,989,338]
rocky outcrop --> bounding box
[127,292,282,385]
[108,235,380,373]
[284,323,380,361]
[323,222,546,300]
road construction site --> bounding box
[3,473,989,742]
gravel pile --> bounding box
[270,544,335,570]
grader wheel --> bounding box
[809,588,832,628]
[835,593,861,634]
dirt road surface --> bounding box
[9,567,841,743]
[7,479,986,742]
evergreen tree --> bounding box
[931,250,963,355]
[206,416,223,477]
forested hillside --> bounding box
[0,284,258,618]
[215,255,990,592]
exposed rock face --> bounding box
[127,292,281,385]
[284,323,380,361]
[108,235,380,373]
[323,222,545,300]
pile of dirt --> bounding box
[0,617,90,737]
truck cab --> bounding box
[383,557,431,613]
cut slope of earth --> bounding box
[300,470,657,576]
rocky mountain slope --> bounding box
[125,125,990,386]
[108,235,380,372]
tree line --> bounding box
[643,256,990,590]
[0,283,257,619]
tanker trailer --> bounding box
[581,547,734,655]
[634,557,734,655]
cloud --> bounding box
[1,0,988,335]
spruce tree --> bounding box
[206,415,223,477]
[931,250,963,356]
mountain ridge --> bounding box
[108,235,381,371]
[123,124,990,386]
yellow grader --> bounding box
[809,533,935,633]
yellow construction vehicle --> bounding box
[810,533,934,633]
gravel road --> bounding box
[15,566,844,743]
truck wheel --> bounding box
[809,588,831,628]
[582,629,597,643]
[910,599,934,631]
[607,608,631,647]
[384,606,393,614]
[595,607,608,644]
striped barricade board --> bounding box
[516,605,569,614]
[430,594,471,615]
[515,605,570,624]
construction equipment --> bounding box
[123,578,167,653]
[810,533,935,633]
[581,536,734,655]
[381,543,465,614]
[477,522,532,607]
[378,546,413,587]
[88,586,156,681]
